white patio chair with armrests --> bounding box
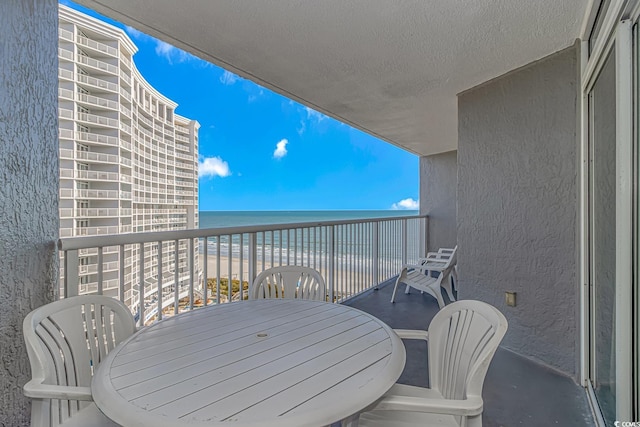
[250,265,327,301]
[23,295,136,427]
[423,246,458,302]
[390,246,457,308]
[355,300,508,427]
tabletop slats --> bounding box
[111,303,345,375]
[93,300,406,427]
[168,325,389,420]
[130,319,381,411]
[218,341,393,422]
[115,309,367,394]
[116,300,316,358]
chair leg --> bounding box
[443,273,456,302]
[390,276,402,303]
[434,288,446,309]
[452,265,458,290]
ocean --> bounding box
[196,210,424,295]
[197,210,422,271]
[198,210,419,228]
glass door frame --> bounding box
[580,0,636,423]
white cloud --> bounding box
[154,40,189,63]
[125,25,145,39]
[295,106,329,135]
[273,139,289,159]
[304,106,327,122]
[296,120,306,136]
[220,70,240,85]
[199,156,231,178]
[391,198,419,210]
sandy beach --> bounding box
[199,253,376,293]
[200,254,251,282]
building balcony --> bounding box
[76,131,119,146]
[60,189,119,199]
[73,150,119,164]
[55,215,594,426]
[59,169,120,182]
[76,54,118,75]
[175,134,190,144]
[59,208,120,218]
[58,87,74,100]
[58,47,74,61]
[58,68,74,81]
[120,55,132,70]
[77,92,119,111]
[174,151,193,161]
[76,35,119,57]
[77,112,119,128]
[59,27,73,41]
[77,72,119,93]
[120,87,131,101]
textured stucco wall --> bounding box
[0,0,59,424]
[419,151,457,252]
[457,46,578,376]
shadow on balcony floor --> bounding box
[342,279,595,427]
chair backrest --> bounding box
[251,266,327,301]
[23,295,136,426]
[427,300,507,401]
[425,245,457,267]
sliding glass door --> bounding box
[588,46,617,425]
[584,6,636,423]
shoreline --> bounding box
[198,254,377,286]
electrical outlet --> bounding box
[505,291,517,307]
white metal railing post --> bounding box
[226,235,232,302]
[216,237,221,304]
[97,247,103,295]
[64,249,79,298]
[188,238,194,310]
[373,221,379,288]
[157,241,163,321]
[173,240,179,315]
[138,243,145,328]
[248,232,257,293]
[239,234,244,300]
[119,244,125,303]
[328,225,335,302]
[401,218,407,266]
[203,237,208,306]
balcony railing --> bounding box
[77,112,119,128]
[77,54,118,74]
[77,93,119,110]
[59,215,427,327]
[77,73,118,92]
[76,131,119,146]
[77,35,119,57]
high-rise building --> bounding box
[58,5,200,320]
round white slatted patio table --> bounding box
[92,299,406,427]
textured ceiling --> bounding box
[76,0,587,156]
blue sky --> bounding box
[63,1,419,211]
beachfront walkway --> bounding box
[342,279,595,427]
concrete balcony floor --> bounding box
[342,279,595,427]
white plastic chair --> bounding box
[390,246,457,308]
[23,295,136,427]
[356,300,508,427]
[424,246,458,301]
[251,265,327,301]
